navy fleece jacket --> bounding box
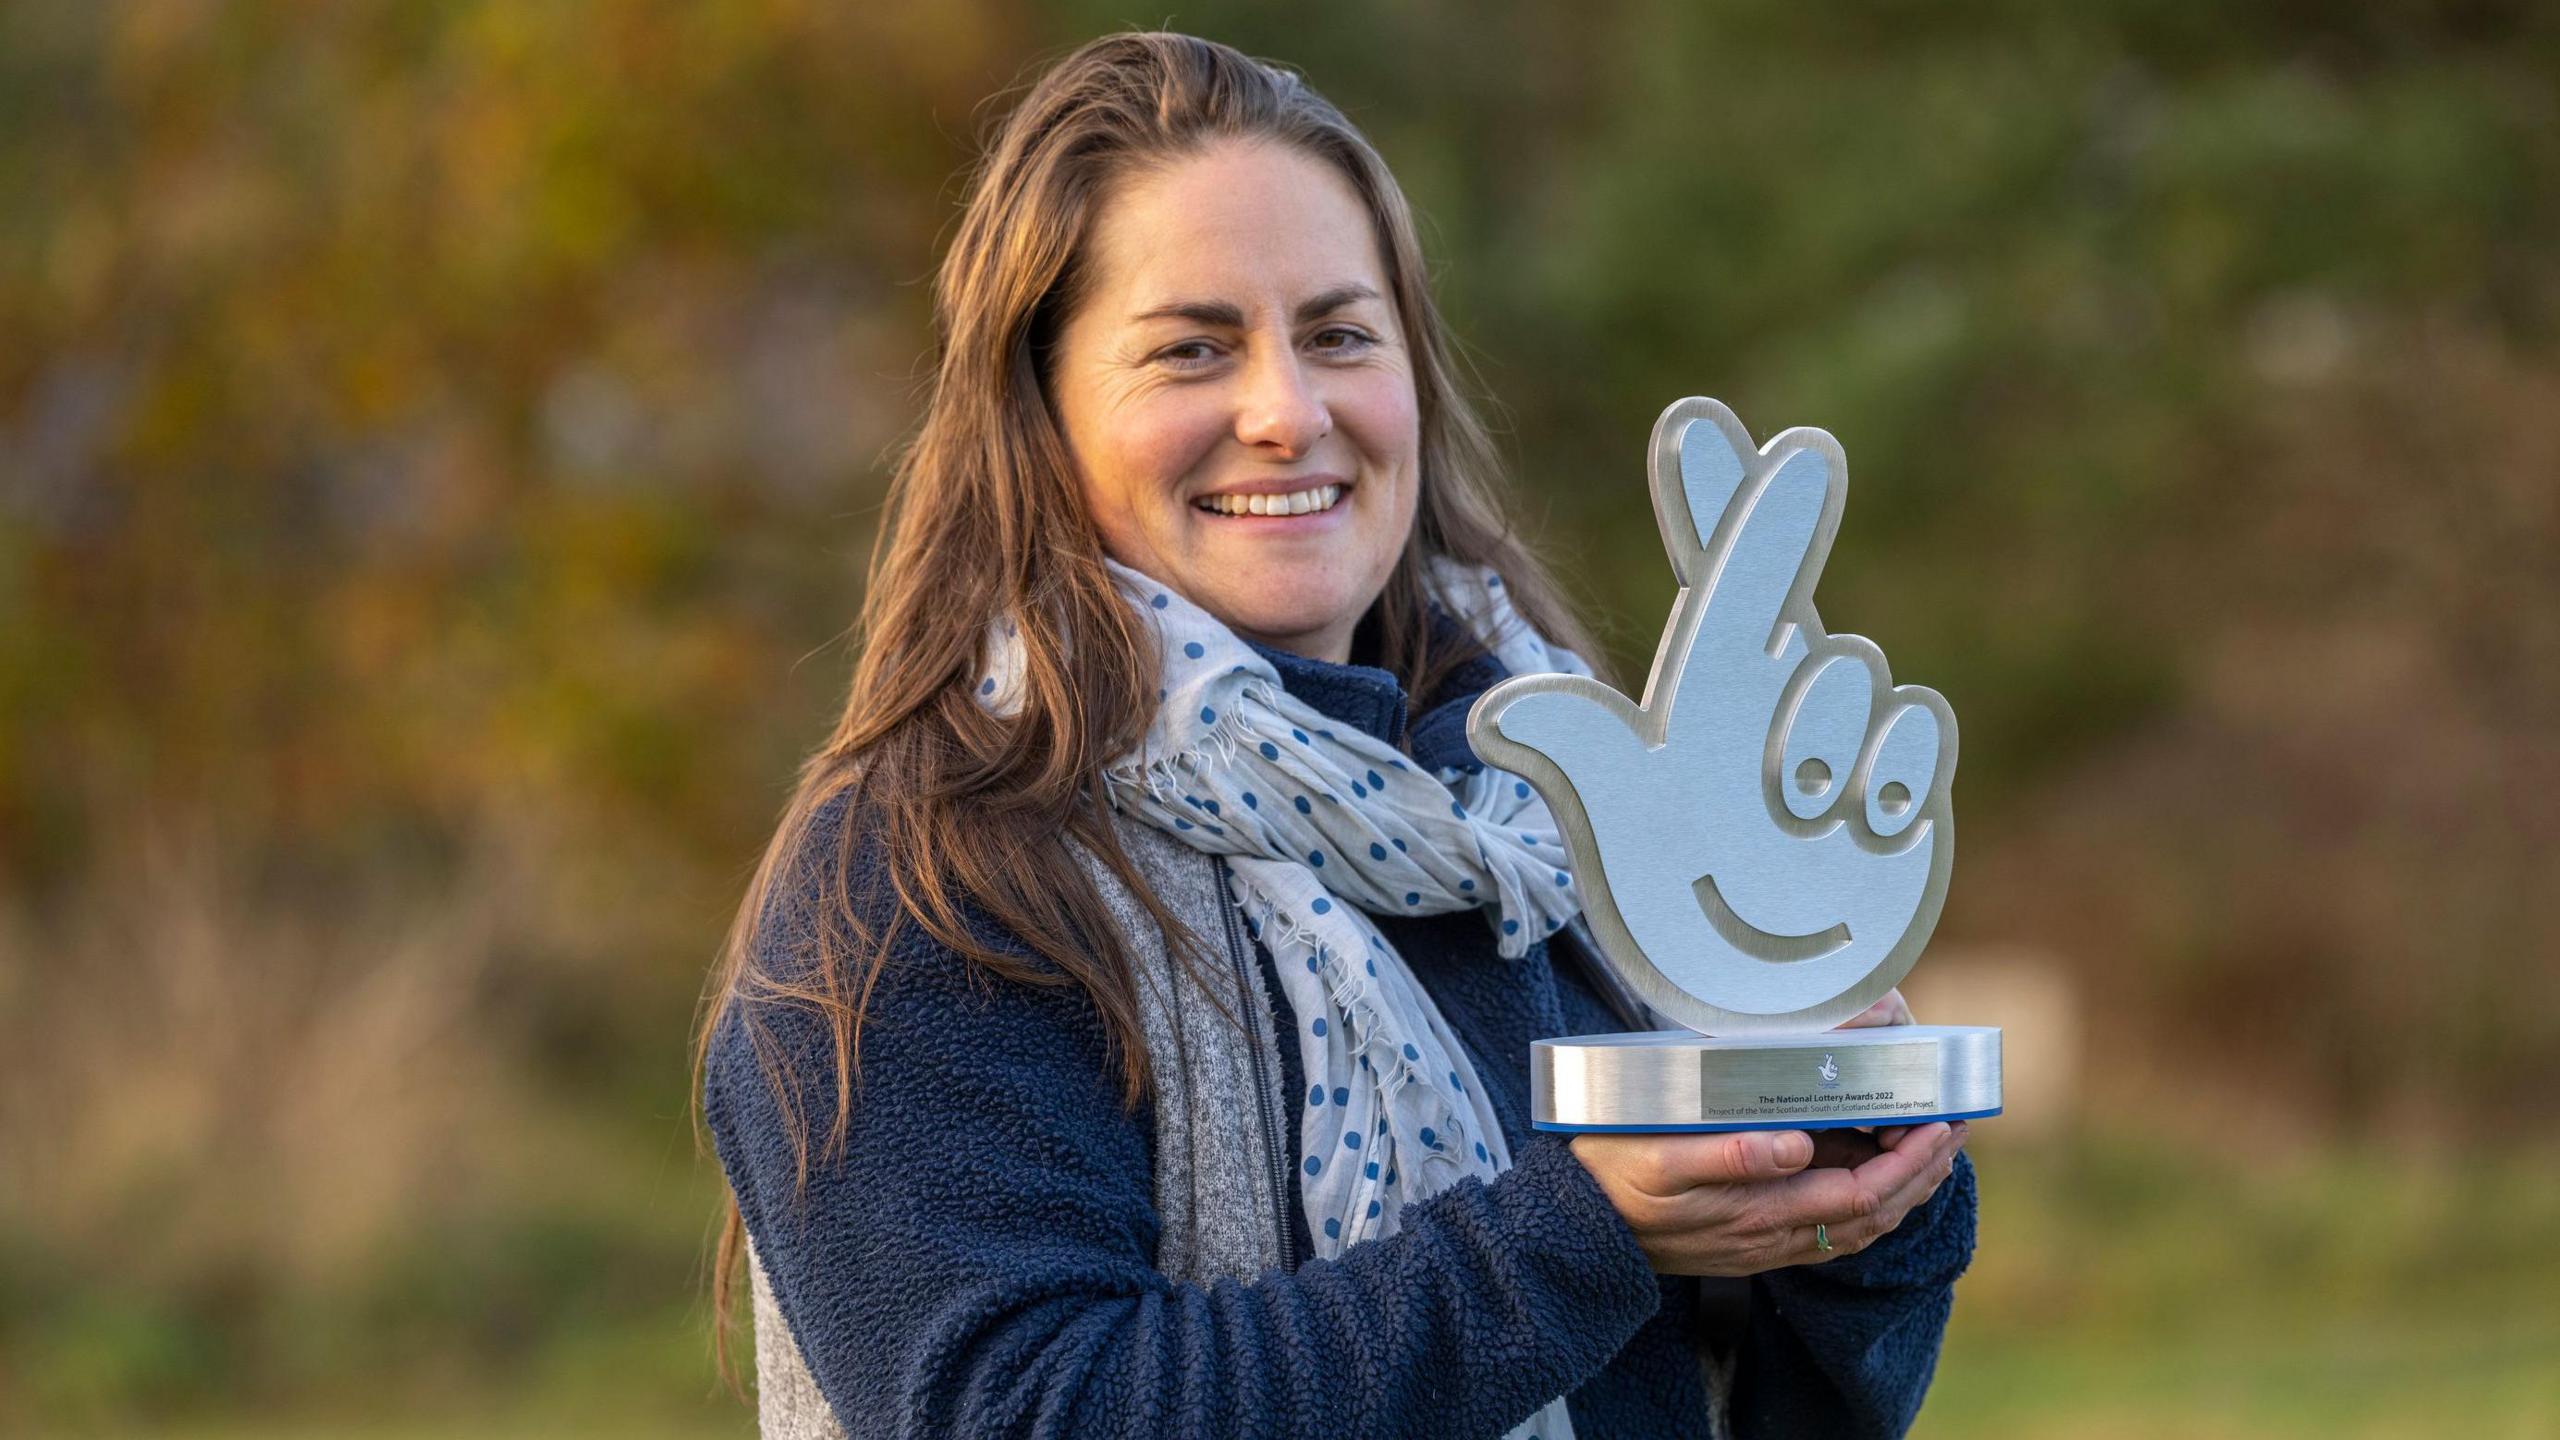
[704,638,1977,1438]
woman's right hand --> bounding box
[1569,1121,1968,1276]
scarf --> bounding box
[977,557,1593,1440]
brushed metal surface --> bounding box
[1469,398,1958,1036]
[1533,1024,2002,1131]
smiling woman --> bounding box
[1048,142,1418,662]
[695,29,1973,1440]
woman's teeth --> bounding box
[1197,484,1343,517]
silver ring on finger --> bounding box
[1814,1222,1834,1253]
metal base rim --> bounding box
[1533,1024,2002,1130]
[1535,1104,2002,1134]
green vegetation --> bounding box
[1925,1133,2560,1437]
[15,1130,2554,1437]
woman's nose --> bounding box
[1232,350,1331,455]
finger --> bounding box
[1870,1126,1963,1210]
[1575,1127,1816,1201]
[1662,400,1751,560]
[1875,1119,1942,1152]
[1790,1130,1963,1261]
[1647,1129,1814,1193]
[1784,1217,1859,1264]
[1879,1118,1966,1153]
[1473,679,1648,793]
[1807,1128,1882,1170]
[1853,1122,1953,1177]
[1859,1126,1965,1222]
[1770,1122,1951,1227]
[1834,988,1912,1029]
[1847,1131,1966,1247]
[1859,701,1944,839]
[1692,444,1832,666]
[1775,652,1872,820]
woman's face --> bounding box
[1048,139,1421,664]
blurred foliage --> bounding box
[1919,1130,2560,1438]
[3,0,2557,1431]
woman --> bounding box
[698,31,1974,1440]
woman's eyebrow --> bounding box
[1126,283,1381,328]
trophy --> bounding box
[1469,398,2001,1132]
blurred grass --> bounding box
[1919,1132,2560,1438]
[15,1128,2556,1436]
[9,1108,744,1438]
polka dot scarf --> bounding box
[979,558,1590,1440]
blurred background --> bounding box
[5,2,2556,1435]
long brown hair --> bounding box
[692,30,1600,1380]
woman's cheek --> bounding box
[1339,363,1417,449]
[1126,395,1227,506]
[1344,364,1418,436]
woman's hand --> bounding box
[1836,986,1915,1030]
[1570,1120,1968,1276]
[1823,985,1915,1161]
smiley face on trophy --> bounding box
[1469,398,2000,1132]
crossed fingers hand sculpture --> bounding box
[1469,398,1958,1037]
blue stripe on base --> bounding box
[1535,1105,2002,1134]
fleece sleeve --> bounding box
[1726,1148,1978,1438]
[702,813,1668,1439]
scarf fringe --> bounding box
[1101,678,1282,809]
[1230,888,1473,1184]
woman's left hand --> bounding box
[1808,988,1924,1169]
[1835,987,1914,1029]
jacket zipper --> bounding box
[1212,855,1300,1273]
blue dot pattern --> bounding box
[1003,557,1589,1352]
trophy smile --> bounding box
[1690,871,1851,963]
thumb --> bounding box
[1663,1128,1815,1188]
[1468,677,1645,784]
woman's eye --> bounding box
[1152,329,1371,370]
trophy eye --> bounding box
[1861,704,1941,839]
[1774,653,1871,821]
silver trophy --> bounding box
[1470,397,2002,1131]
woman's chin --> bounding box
[1201,592,1362,658]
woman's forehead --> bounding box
[1082,142,1392,322]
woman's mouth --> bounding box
[1194,482,1345,517]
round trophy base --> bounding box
[1532,1024,2002,1132]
